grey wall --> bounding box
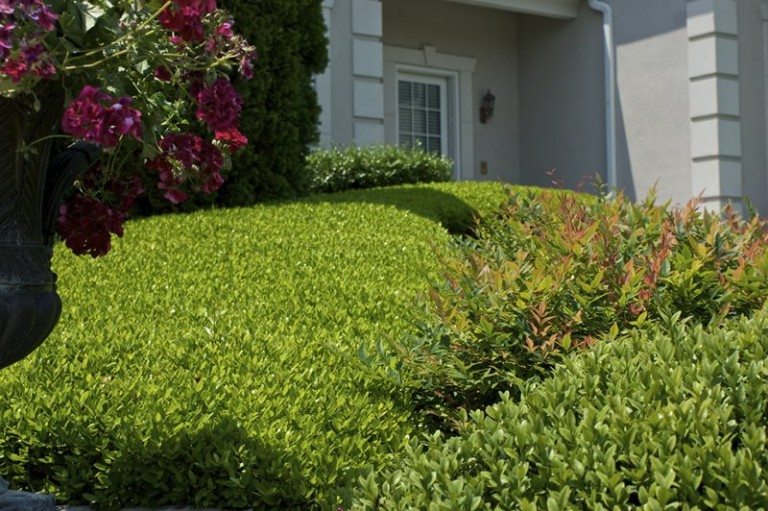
[383,0,520,182]
[517,2,605,191]
[611,0,690,204]
[519,0,692,203]
[738,0,768,213]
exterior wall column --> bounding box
[317,0,336,146]
[351,0,385,145]
[762,1,768,201]
[687,0,743,211]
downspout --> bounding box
[588,0,618,189]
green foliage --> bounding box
[302,181,509,235]
[0,183,495,509]
[217,0,327,204]
[379,189,768,428]
[352,310,768,510]
[307,145,454,195]
[138,0,328,213]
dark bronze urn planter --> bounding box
[0,92,98,370]
[0,92,98,508]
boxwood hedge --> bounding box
[307,146,454,195]
[0,182,506,510]
[352,310,768,510]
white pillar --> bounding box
[687,0,743,212]
[351,0,385,145]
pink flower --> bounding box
[147,132,225,204]
[0,0,14,15]
[214,127,248,154]
[57,195,126,258]
[98,98,143,146]
[239,49,256,79]
[61,86,143,148]
[154,66,172,81]
[0,23,16,60]
[215,22,233,38]
[158,0,217,42]
[1,56,27,82]
[195,77,242,131]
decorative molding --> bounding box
[352,0,382,37]
[687,0,743,210]
[442,0,578,19]
[383,46,477,73]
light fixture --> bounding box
[480,90,496,124]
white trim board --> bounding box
[442,0,578,19]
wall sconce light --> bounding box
[480,90,496,124]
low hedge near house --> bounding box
[307,145,454,194]
[352,310,768,510]
[376,189,768,429]
[0,182,505,510]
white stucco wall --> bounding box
[382,0,520,182]
[739,0,768,213]
[519,0,693,204]
[517,3,605,192]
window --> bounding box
[397,74,449,156]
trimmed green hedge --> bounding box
[0,183,503,510]
[352,310,768,510]
[307,146,454,195]
[303,181,508,235]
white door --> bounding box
[396,74,450,157]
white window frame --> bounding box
[383,45,476,180]
[396,71,452,157]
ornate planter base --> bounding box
[0,479,55,511]
[0,246,61,370]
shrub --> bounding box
[302,181,509,235]
[0,183,494,510]
[352,310,768,510]
[376,189,768,427]
[307,145,454,194]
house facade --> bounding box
[315,0,768,213]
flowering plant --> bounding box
[1,0,255,256]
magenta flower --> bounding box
[195,78,242,132]
[21,0,58,31]
[57,195,126,258]
[215,22,233,38]
[1,56,27,82]
[214,127,248,154]
[61,86,143,148]
[0,0,14,15]
[147,132,225,204]
[158,0,217,42]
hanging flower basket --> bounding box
[0,0,256,367]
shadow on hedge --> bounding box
[301,186,484,236]
[60,415,310,510]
